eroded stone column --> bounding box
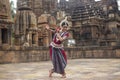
[15,7,38,47]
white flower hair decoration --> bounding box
[60,17,69,27]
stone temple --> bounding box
[0,0,13,50]
[0,0,120,63]
[16,0,120,47]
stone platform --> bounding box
[0,59,120,80]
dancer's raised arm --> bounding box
[45,24,55,33]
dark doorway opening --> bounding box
[32,34,35,44]
[2,28,8,43]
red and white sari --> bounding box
[49,31,69,74]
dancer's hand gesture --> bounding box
[45,24,50,30]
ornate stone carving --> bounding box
[15,7,38,47]
[0,0,13,50]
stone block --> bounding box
[2,44,10,50]
[116,50,120,57]
[2,51,15,63]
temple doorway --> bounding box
[1,28,8,44]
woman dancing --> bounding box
[46,18,69,78]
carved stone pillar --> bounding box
[15,7,38,47]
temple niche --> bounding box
[14,7,38,47]
[0,0,13,50]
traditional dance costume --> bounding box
[49,31,69,74]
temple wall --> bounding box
[0,47,120,63]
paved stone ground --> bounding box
[0,59,120,80]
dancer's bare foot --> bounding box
[49,69,53,77]
[61,73,66,78]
